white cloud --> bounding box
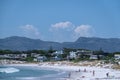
[50,21,74,31]
[20,24,40,38]
[49,21,75,42]
[74,24,94,38]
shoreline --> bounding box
[2,61,120,80]
[1,60,120,69]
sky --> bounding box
[0,0,120,42]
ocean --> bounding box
[0,66,68,80]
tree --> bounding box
[48,46,55,53]
[113,52,120,55]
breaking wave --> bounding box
[0,67,20,73]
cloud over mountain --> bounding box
[74,24,94,38]
[49,21,94,42]
[19,22,95,42]
[20,24,40,39]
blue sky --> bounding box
[0,0,120,42]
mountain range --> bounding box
[0,36,120,52]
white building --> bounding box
[31,53,40,57]
[69,51,77,59]
[21,54,27,58]
[90,55,98,60]
[34,56,47,62]
[53,50,63,55]
[114,54,120,60]
[76,50,93,56]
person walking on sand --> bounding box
[68,72,71,78]
[106,72,109,77]
[93,70,95,76]
[84,68,86,72]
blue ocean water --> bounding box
[0,66,68,80]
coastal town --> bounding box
[0,48,120,70]
[0,48,120,63]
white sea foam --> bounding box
[16,77,38,80]
[0,67,20,73]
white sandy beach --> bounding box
[4,61,120,80]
